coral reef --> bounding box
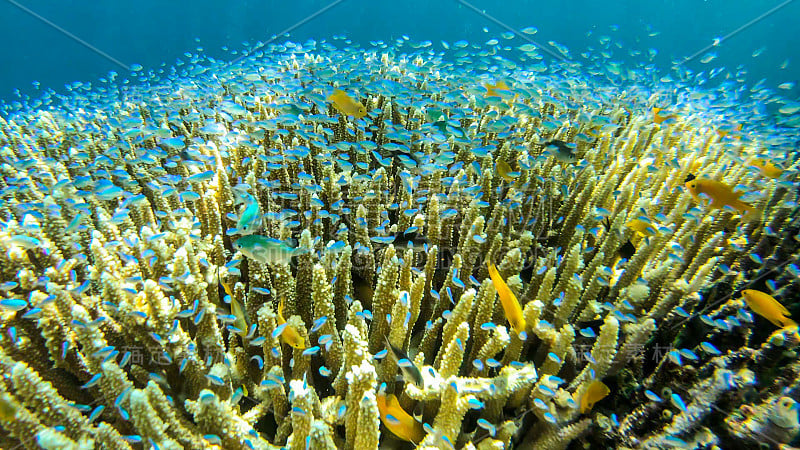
[0,35,799,449]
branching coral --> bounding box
[0,34,798,450]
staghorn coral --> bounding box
[0,34,799,450]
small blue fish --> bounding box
[679,349,698,361]
[700,342,721,355]
[670,393,688,413]
[88,405,105,422]
[664,436,687,447]
[476,418,496,436]
[538,385,556,397]
[187,170,214,183]
[260,379,281,389]
[199,392,217,404]
[468,398,484,409]
[302,346,321,356]
[8,235,40,249]
[81,373,103,389]
[204,435,222,445]
[579,327,596,338]
[235,194,262,235]
[384,337,423,387]
[311,316,328,333]
[0,299,27,312]
[234,235,305,265]
[644,390,662,402]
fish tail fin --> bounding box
[741,205,763,222]
[779,316,797,329]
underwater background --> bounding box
[2,0,800,105]
[1,1,800,449]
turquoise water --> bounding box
[2,0,799,107]
[1,2,799,448]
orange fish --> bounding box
[652,107,676,124]
[277,297,306,349]
[327,89,367,118]
[741,289,796,328]
[487,261,526,335]
[579,380,610,414]
[684,178,758,218]
[377,389,425,443]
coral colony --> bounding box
[0,35,799,449]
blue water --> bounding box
[1,0,799,104]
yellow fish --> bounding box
[749,158,784,179]
[377,390,425,443]
[0,393,17,421]
[277,297,306,349]
[218,269,248,337]
[741,289,796,328]
[626,219,656,237]
[487,262,526,335]
[652,107,675,124]
[327,89,367,119]
[684,178,758,218]
[495,159,518,182]
[484,80,511,97]
[579,380,610,413]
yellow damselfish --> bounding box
[495,159,518,182]
[327,89,367,118]
[484,80,511,97]
[684,178,759,219]
[218,269,249,337]
[0,393,17,421]
[652,107,675,124]
[579,380,610,414]
[749,158,784,179]
[741,289,796,328]
[487,261,526,335]
[278,297,306,349]
[377,390,425,443]
[626,219,656,237]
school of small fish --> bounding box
[0,30,798,449]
